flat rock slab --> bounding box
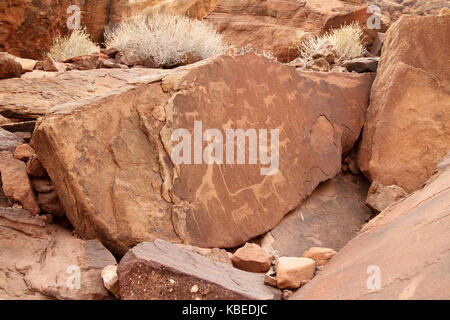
[0,68,170,119]
[118,239,280,300]
[0,207,116,299]
[266,174,371,257]
[291,155,450,299]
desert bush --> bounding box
[299,23,365,61]
[104,14,228,67]
[49,28,100,61]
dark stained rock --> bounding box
[117,239,280,300]
[343,57,379,73]
[262,174,371,257]
[0,52,22,79]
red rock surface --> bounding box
[32,54,373,255]
[0,208,116,299]
[358,15,450,193]
[0,0,109,59]
[205,0,374,62]
[291,154,450,299]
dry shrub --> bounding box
[104,14,228,67]
[299,23,365,61]
[49,28,100,61]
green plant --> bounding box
[104,14,228,67]
[299,23,365,61]
[49,28,100,61]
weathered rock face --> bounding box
[0,68,170,120]
[357,15,450,193]
[32,54,373,255]
[0,127,23,152]
[117,239,280,300]
[0,151,40,215]
[262,174,372,257]
[0,208,116,299]
[109,0,217,24]
[291,154,450,300]
[0,0,109,59]
[365,181,408,213]
[0,52,22,79]
[205,0,374,62]
[366,0,450,22]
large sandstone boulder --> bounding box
[117,239,280,300]
[32,54,373,255]
[0,68,170,119]
[0,0,109,59]
[0,208,116,299]
[205,0,375,62]
[357,15,450,193]
[261,174,371,257]
[291,153,450,299]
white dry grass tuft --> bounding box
[104,14,228,67]
[299,23,365,61]
[49,28,100,61]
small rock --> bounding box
[14,144,35,161]
[65,54,105,70]
[366,181,408,213]
[101,47,120,58]
[14,57,37,73]
[30,178,54,193]
[42,54,66,72]
[26,155,47,177]
[142,56,157,68]
[176,244,232,265]
[0,127,24,153]
[275,257,315,289]
[342,57,379,73]
[302,247,336,266]
[282,289,293,300]
[0,151,40,215]
[190,284,199,293]
[0,52,22,79]
[288,57,307,68]
[116,48,141,66]
[101,265,120,299]
[231,242,274,273]
[264,268,277,288]
[438,7,450,16]
[310,57,330,72]
[100,58,128,69]
[369,32,385,56]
